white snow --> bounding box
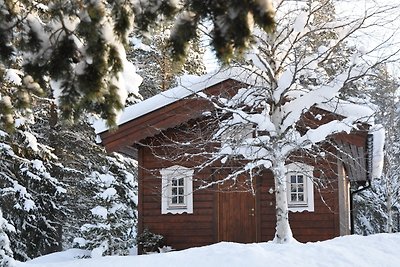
[274,68,293,103]
[56,186,67,194]
[293,11,308,33]
[23,199,36,212]
[129,37,151,52]
[90,206,108,219]
[23,131,39,152]
[17,233,400,267]
[31,159,45,172]
[5,69,23,85]
[92,67,267,134]
[27,249,90,264]
[91,241,109,259]
[370,124,385,179]
[99,188,117,200]
[96,173,115,187]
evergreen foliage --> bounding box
[129,23,206,100]
[0,120,65,260]
[135,228,164,253]
[74,154,137,256]
[0,210,14,267]
[1,0,275,130]
[0,95,138,260]
[134,0,275,63]
[0,1,139,129]
[354,67,400,234]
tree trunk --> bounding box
[386,186,393,233]
[272,160,294,243]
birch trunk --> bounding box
[272,160,294,243]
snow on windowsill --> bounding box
[289,205,314,213]
[162,208,193,215]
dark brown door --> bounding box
[218,185,257,243]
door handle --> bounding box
[249,208,255,216]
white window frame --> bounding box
[160,165,194,214]
[286,163,314,212]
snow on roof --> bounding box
[317,99,375,125]
[93,67,262,134]
[94,67,376,135]
[369,124,385,179]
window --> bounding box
[286,163,314,212]
[289,173,307,205]
[160,165,194,214]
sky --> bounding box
[202,0,400,74]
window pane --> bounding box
[178,178,184,186]
[291,184,297,192]
[291,194,297,201]
[298,185,304,192]
[172,188,177,195]
[291,175,297,183]
[172,179,177,186]
[172,196,177,204]
[298,194,304,201]
[178,196,184,204]
[178,187,184,195]
[297,175,303,183]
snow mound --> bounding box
[18,233,400,267]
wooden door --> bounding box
[218,182,257,243]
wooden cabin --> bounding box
[97,70,374,253]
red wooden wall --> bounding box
[137,142,342,253]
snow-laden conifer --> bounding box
[0,210,15,267]
[74,154,137,257]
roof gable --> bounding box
[99,78,247,153]
[94,67,264,135]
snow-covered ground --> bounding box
[20,233,400,267]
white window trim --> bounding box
[286,163,314,213]
[160,165,194,214]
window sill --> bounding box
[288,205,314,213]
[162,208,193,215]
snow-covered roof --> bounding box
[93,67,263,134]
[318,100,375,125]
[369,124,385,179]
[93,67,375,135]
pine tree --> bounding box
[0,210,15,267]
[1,1,140,129]
[1,0,275,130]
[129,23,206,100]
[0,125,65,260]
[134,0,275,63]
[1,83,138,260]
[27,101,138,255]
[74,154,137,257]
